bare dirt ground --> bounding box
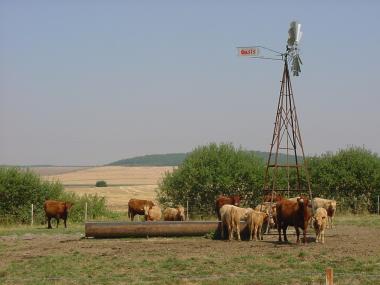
[0,222,379,284]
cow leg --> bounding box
[64,218,67,228]
[56,218,59,228]
[277,223,282,242]
[236,224,241,241]
[283,226,288,242]
[228,224,233,241]
[258,225,263,240]
[295,227,300,243]
[47,217,52,229]
[130,213,134,222]
[321,229,325,244]
[220,222,225,240]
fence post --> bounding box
[186,200,189,221]
[85,202,88,221]
[31,204,34,226]
[377,195,379,215]
[326,268,334,285]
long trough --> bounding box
[85,221,249,238]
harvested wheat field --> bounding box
[44,166,174,185]
[42,166,174,211]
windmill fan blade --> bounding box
[291,54,302,76]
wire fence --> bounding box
[0,195,379,226]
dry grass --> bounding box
[65,185,158,211]
[41,166,174,211]
[44,166,174,185]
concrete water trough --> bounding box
[85,221,250,239]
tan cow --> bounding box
[255,202,277,229]
[313,207,328,244]
[144,205,162,221]
[312,198,337,228]
[163,206,185,221]
[247,210,269,241]
[230,205,252,241]
[220,204,234,240]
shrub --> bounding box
[95,180,107,187]
[0,167,64,224]
[157,143,265,214]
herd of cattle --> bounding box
[43,194,337,244]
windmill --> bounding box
[238,21,313,208]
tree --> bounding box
[308,147,380,213]
[157,143,265,215]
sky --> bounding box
[0,1,379,166]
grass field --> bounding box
[0,216,379,284]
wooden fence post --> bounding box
[377,195,379,215]
[326,267,333,285]
[186,200,189,221]
[85,202,88,221]
[31,204,34,226]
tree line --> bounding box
[157,143,380,215]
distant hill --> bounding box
[108,151,301,166]
[109,153,188,166]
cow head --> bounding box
[177,206,185,221]
[231,195,241,206]
[143,205,150,219]
[65,202,73,210]
[313,215,325,229]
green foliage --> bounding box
[59,192,112,223]
[95,180,108,187]
[0,167,63,224]
[309,147,380,213]
[0,167,114,224]
[157,143,265,214]
[158,144,380,215]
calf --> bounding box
[276,197,312,243]
[255,202,277,230]
[163,206,185,221]
[128,199,155,221]
[313,207,328,244]
[230,205,252,241]
[247,210,269,241]
[312,198,337,228]
[215,195,241,220]
[44,200,73,229]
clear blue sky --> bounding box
[1,1,379,165]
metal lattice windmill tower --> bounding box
[238,21,312,202]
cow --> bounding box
[163,206,185,221]
[44,200,73,229]
[220,205,251,241]
[313,207,328,244]
[247,210,269,241]
[215,195,241,220]
[144,205,162,221]
[276,197,312,243]
[312,198,337,228]
[128,199,155,221]
[219,204,234,241]
[254,202,277,230]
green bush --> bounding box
[157,143,265,214]
[0,167,64,224]
[95,180,108,187]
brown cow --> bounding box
[215,195,241,220]
[263,193,283,203]
[44,200,73,229]
[128,199,155,221]
[276,197,312,243]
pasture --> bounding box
[41,166,173,211]
[0,216,380,285]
